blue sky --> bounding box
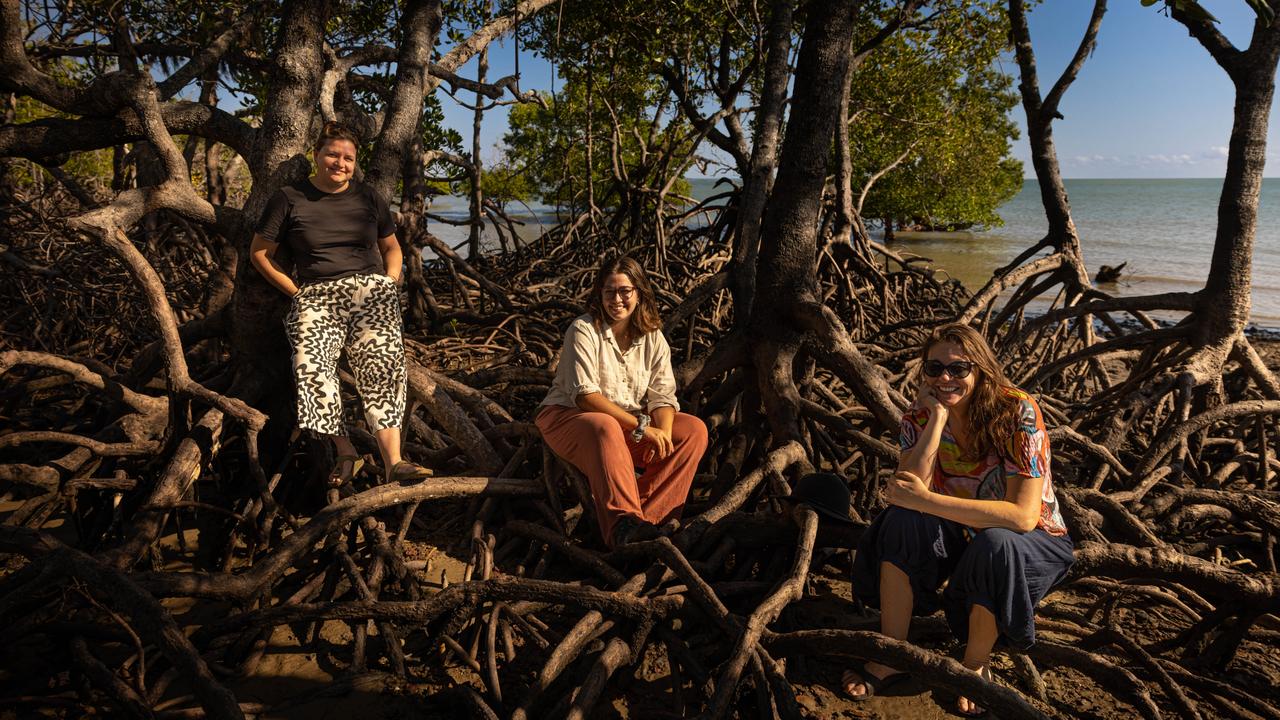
[1013,1,1278,179]
[437,2,1279,179]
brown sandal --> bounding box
[388,461,433,483]
[328,455,365,488]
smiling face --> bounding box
[924,341,979,411]
[313,139,357,191]
[601,272,638,327]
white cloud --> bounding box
[1069,154,1119,164]
[1143,153,1195,165]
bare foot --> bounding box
[956,663,992,717]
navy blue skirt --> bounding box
[850,506,1074,649]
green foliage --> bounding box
[500,82,692,209]
[460,161,535,208]
[503,0,731,209]
[515,0,1022,226]
[8,60,115,193]
[851,1,1024,230]
[421,94,466,163]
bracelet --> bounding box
[631,413,650,442]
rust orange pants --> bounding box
[536,405,708,547]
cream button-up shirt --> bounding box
[541,315,680,413]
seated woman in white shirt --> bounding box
[536,256,709,547]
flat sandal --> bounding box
[328,455,365,488]
[388,461,433,483]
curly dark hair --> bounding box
[586,255,662,334]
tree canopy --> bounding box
[849,3,1023,230]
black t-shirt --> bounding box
[255,179,397,284]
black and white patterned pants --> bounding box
[285,273,406,436]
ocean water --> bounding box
[424,177,1280,327]
[884,178,1280,327]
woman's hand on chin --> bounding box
[917,385,948,414]
[885,470,931,510]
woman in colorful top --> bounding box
[846,323,1073,717]
[250,122,431,487]
[537,256,708,548]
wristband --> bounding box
[631,413,650,442]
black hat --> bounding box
[780,472,855,524]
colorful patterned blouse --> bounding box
[899,387,1069,536]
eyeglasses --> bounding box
[602,286,636,300]
[923,360,974,379]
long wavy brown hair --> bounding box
[916,323,1021,461]
[587,256,662,335]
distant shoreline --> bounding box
[422,177,1280,330]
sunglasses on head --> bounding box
[923,360,974,379]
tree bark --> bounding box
[746,0,899,438]
[365,0,444,199]
[728,0,793,322]
[1183,15,1280,358]
[958,0,1103,324]
[228,0,332,379]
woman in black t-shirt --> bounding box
[250,122,430,487]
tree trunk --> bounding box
[1010,0,1101,283]
[1010,0,1092,253]
[366,0,444,199]
[200,73,227,205]
[748,0,857,443]
[728,0,793,324]
[468,25,488,262]
[957,0,1103,325]
[1196,50,1278,333]
[1184,14,1280,371]
[228,0,332,383]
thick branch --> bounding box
[1168,3,1243,74]
[365,0,443,198]
[1041,0,1107,119]
[135,477,542,600]
[0,102,255,161]
[1072,541,1280,610]
[431,0,558,80]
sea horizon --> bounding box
[425,177,1280,329]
